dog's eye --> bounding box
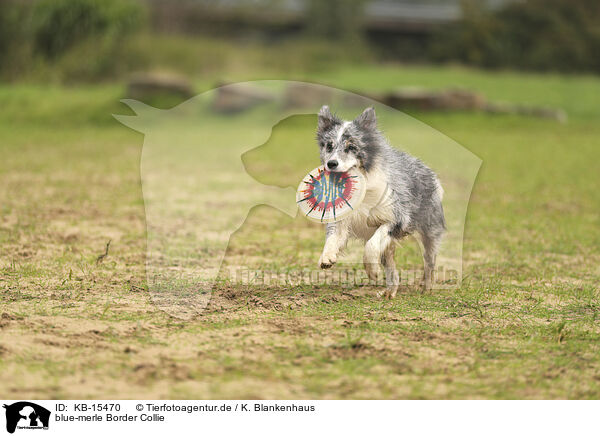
[346,145,357,153]
[326,142,333,152]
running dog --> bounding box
[316,106,446,297]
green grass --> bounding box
[0,64,599,399]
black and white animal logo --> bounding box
[3,402,50,434]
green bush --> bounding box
[0,0,34,77]
[51,32,232,82]
[305,0,367,42]
[431,0,600,73]
[31,0,146,59]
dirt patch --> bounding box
[326,341,375,359]
[207,284,377,315]
[132,360,193,384]
[0,312,23,329]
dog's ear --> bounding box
[318,105,339,131]
[354,107,377,130]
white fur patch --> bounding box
[345,168,397,240]
[434,179,444,202]
[336,121,352,142]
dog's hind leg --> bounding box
[363,223,393,283]
[378,242,399,299]
[420,229,443,291]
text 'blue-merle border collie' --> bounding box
[316,106,446,298]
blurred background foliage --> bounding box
[431,0,600,72]
[31,0,145,59]
[0,0,599,83]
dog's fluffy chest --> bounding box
[346,169,395,240]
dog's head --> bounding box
[316,106,379,173]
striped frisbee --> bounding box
[296,165,366,223]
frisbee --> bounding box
[296,165,366,223]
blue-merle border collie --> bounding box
[316,106,446,298]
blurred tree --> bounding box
[31,0,146,59]
[431,0,600,73]
[0,0,33,78]
[305,0,368,42]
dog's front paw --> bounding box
[319,252,336,269]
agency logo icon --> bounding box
[2,402,50,434]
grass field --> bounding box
[1,65,599,399]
